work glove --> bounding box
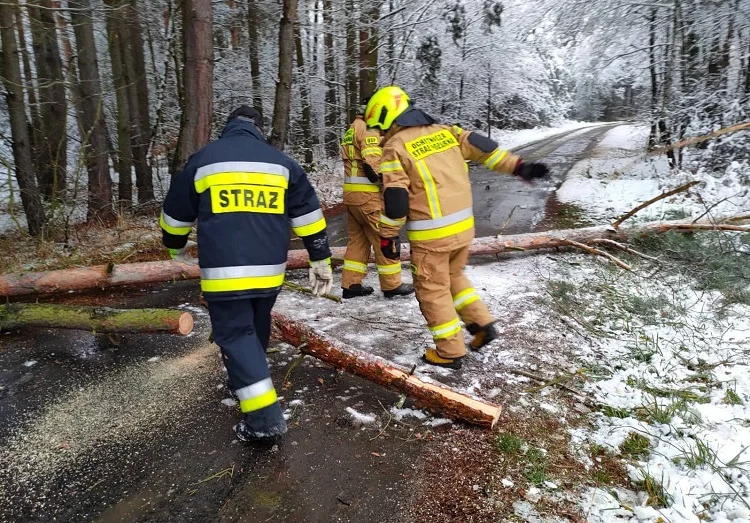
[309,259,333,297]
[380,237,401,260]
[169,241,198,265]
[363,163,381,184]
[514,161,550,181]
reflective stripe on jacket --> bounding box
[161,118,330,300]
[378,121,521,251]
[341,116,383,204]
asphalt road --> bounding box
[317,124,618,248]
[0,124,619,522]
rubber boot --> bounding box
[383,283,415,299]
[468,322,499,350]
[421,348,463,370]
[342,283,375,299]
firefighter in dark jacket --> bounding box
[160,106,333,442]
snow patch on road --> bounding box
[492,120,607,150]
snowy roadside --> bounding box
[556,124,749,224]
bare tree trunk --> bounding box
[104,0,134,208]
[648,8,659,148]
[69,0,116,223]
[0,2,47,236]
[269,0,298,149]
[123,0,154,204]
[322,0,339,156]
[27,0,67,200]
[247,0,263,116]
[345,0,358,124]
[15,3,42,195]
[359,1,378,102]
[172,0,213,173]
[295,15,314,163]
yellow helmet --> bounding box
[364,86,411,131]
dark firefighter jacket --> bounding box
[160,117,331,301]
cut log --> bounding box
[1,218,747,298]
[271,312,502,429]
[0,304,194,335]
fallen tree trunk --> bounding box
[1,219,747,298]
[0,304,194,335]
[271,312,502,429]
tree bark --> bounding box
[358,1,378,102]
[15,3,43,197]
[269,0,298,149]
[322,0,339,156]
[247,0,263,115]
[69,0,116,223]
[0,304,194,335]
[104,0,134,208]
[345,0,358,123]
[27,0,67,199]
[294,15,314,163]
[0,2,47,237]
[272,313,502,428]
[122,0,154,204]
[171,0,213,173]
[3,219,748,298]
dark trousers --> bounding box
[207,295,286,437]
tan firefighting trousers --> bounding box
[341,198,402,292]
[410,245,494,358]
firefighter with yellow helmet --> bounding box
[365,86,550,369]
[340,101,414,299]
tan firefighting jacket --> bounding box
[341,116,384,206]
[378,123,521,252]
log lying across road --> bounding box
[271,312,502,429]
[1,219,747,298]
[0,304,194,335]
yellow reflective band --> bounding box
[343,260,368,274]
[195,172,289,193]
[361,147,383,157]
[453,288,480,311]
[405,129,459,161]
[292,217,326,237]
[201,273,285,293]
[239,388,278,413]
[349,146,358,177]
[210,185,284,214]
[159,213,192,235]
[407,216,475,242]
[379,214,406,227]
[452,125,463,135]
[429,318,462,340]
[377,263,401,275]
[416,160,442,219]
[344,183,380,193]
[380,160,403,173]
[484,148,508,170]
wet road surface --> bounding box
[313,124,618,248]
[0,125,619,522]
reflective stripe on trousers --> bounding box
[236,377,278,413]
[200,263,286,293]
[406,207,474,242]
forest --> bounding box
[0,0,749,236]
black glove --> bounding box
[514,162,550,181]
[363,163,381,184]
[380,237,401,260]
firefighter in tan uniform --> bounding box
[340,107,414,299]
[365,86,550,369]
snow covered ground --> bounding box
[557,124,749,224]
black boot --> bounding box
[469,322,499,350]
[342,284,375,299]
[383,283,415,298]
